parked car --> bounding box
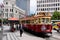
[53,22,60,33]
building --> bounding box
[0,4,4,19]
[37,0,60,15]
[16,0,36,15]
[16,0,30,15]
[3,0,25,19]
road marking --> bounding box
[3,36,7,40]
[10,33,15,40]
[12,33,19,40]
[7,33,11,40]
[52,35,60,39]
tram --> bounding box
[20,12,52,36]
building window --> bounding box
[58,3,59,6]
[56,8,57,10]
[5,9,8,12]
[10,13,13,17]
[5,13,8,17]
[37,8,38,11]
[43,5,44,7]
[16,11,17,13]
[56,4,57,6]
[37,1,39,3]
[12,9,13,12]
[58,8,59,10]
[42,8,44,11]
[6,2,8,5]
[10,9,13,12]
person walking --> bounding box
[14,24,16,30]
[19,23,23,37]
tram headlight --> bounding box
[41,25,46,31]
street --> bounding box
[0,31,3,40]
[1,26,60,40]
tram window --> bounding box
[34,19,37,24]
[21,20,25,23]
[31,20,34,24]
[26,20,30,24]
[42,18,45,23]
[46,18,49,23]
[39,18,41,23]
[36,19,39,23]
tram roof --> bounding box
[20,12,51,21]
[20,16,51,21]
[20,16,34,20]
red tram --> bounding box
[20,12,52,36]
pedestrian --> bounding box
[17,24,19,30]
[19,23,23,37]
[14,24,16,30]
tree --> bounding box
[52,11,60,20]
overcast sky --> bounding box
[0,0,3,4]
[30,0,36,14]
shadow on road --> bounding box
[24,30,50,38]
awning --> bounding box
[8,17,19,21]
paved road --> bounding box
[3,31,45,40]
[2,25,60,40]
[2,30,60,40]
[0,31,3,40]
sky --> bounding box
[0,0,3,4]
[30,0,36,14]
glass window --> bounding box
[12,9,13,12]
[39,18,41,23]
[37,8,38,11]
[6,2,8,5]
[56,8,57,10]
[16,11,17,13]
[10,9,12,12]
[10,9,13,12]
[43,5,44,7]
[56,4,57,6]
[26,20,30,24]
[42,8,44,11]
[10,13,13,17]
[37,1,38,3]
[58,3,59,6]
[58,8,59,10]
[5,13,8,17]
[5,9,8,12]
[42,18,45,23]
[46,18,49,23]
